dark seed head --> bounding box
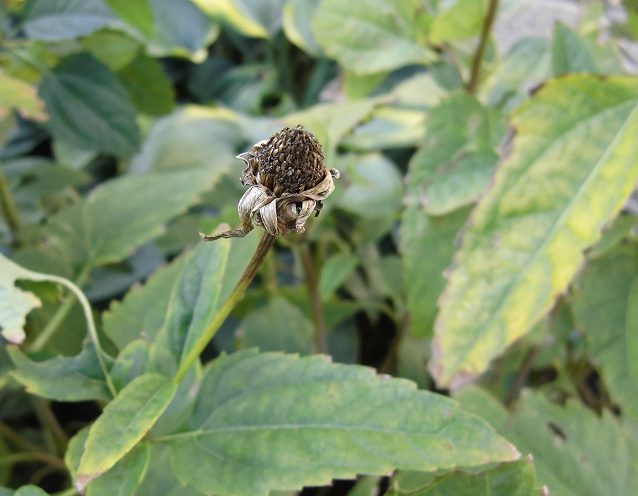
[255,125,325,196]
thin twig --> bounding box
[466,0,500,95]
[0,162,21,240]
[0,421,42,452]
[0,452,66,470]
[31,397,68,454]
[298,244,328,354]
[174,233,276,383]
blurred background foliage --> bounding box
[1,0,638,495]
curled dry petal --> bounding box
[200,126,338,241]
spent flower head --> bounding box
[201,125,339,241]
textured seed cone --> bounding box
[255,125,325,196]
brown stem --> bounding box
[466,0,500,95]
[298,244,328,354]
[174,233,276,382]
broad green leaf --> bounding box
[335,153,404,218]
[388,458,539,496]
[406,92,506,209]
[0,254,42,343]
[103,256,187,350]
[342,107,427,151]
[319,252,358,300]
[39,54,140,158]
[170,351,519,496]
[146,0,220,62]
[11,487,49,496]
[129,106,241,173]
[117,54,175,116]
[458,387,638,496]
[106,0,155,38]
[8,343,110,401]
[571,244,638,422]
[77,373,177,489]
[46,167,217,267]
[430,75,638,389]
[23,0,116,41]
[400,208,469,338]
[81,31,140,70]
[157,233,260,362]
[193,0,285,38]
[430,0,489,45]
[241,297,314,354]
[67,427,150,496]
[313,0,435,74]
[283,0,322,56]
[0,70,45,121]
[137,445,201,496]
[551,23,597,76]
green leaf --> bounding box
[319,252,358,300]
[103,256,187,351]
[157,233,260,362]
[551,23,597,76]
[241,297,315,354]
[430,0,489,45]
[388,458,539,496]
[406,92,506,208]
[458,387,638,496]
[571,243,638,423]
[400,208,470,338]
[39,54,140,158]
[66,427,151,496]
[313,0,435,74]
[77,373,177,489]
[81,30,140,70]
[106,0,155,38]
[170,351,519,496]
[136,445,201,495]
[47,167,217,267]
[430,75,638,389]
[335,153,404,218]
[13,487,49,496]
[129,106,241,173]
[146,0,220,62]
[283,0,322,56]
[0,254,42,344]
[193,0,286,38]
[8,343,111,401]
[117,54,175,116]
[0,70,45,121]
[23,0,117,41]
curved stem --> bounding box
[29,264,92,353]
[298,244,328,354]
[23,266,116,398]
[0,421,42,452]
[466,0,500,95]
[0,162,21,240]
[174,233,276,383]
[0,452,66,470]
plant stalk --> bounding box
[174,233,276,383]
[0,452,66,470]
[0,162,21,239]
[466,0,500,95]
[298,244,328,353]
[29,263,92,353]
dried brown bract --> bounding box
[201,126,339,241]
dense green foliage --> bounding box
[1,0,638,495]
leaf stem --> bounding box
[29,264,92,353]
[23,265,117,398]
[466,0,500,95]
[0,162,21,240]
[0,421,42,452]
[31,397,68,454]
[298,244,328,353]
[0,452,66,470]
[174,233,276,383]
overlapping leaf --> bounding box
[169,350,518,496]
[430,75,638,388]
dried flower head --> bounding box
[201,125,339,240]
